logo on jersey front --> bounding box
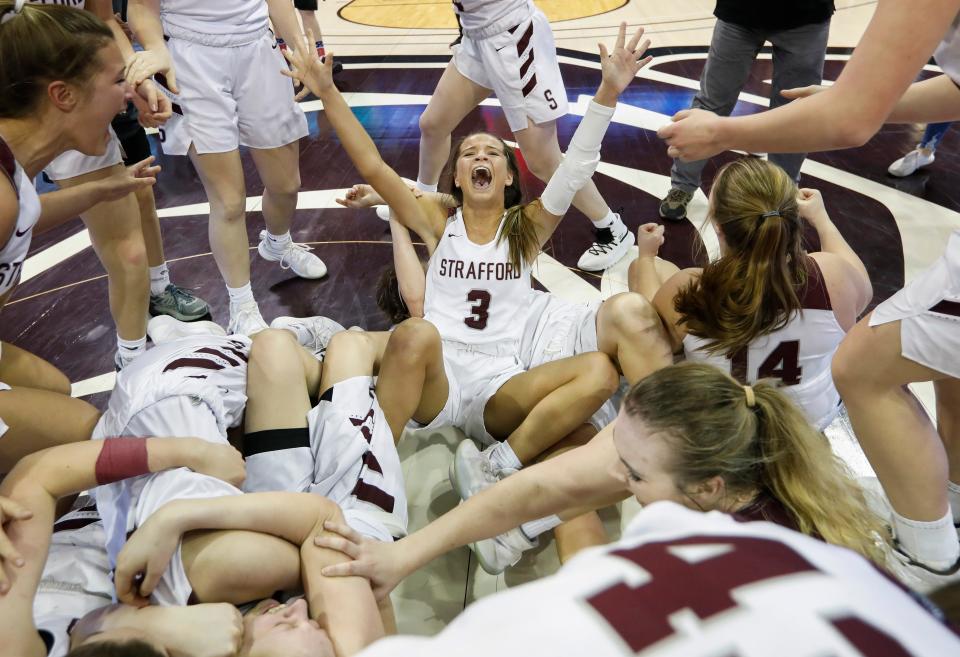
[438,258,521,281]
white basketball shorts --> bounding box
[870,230,960,378]
[453,7,567,132]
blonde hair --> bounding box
[0,1,113,118]
[623,362,889,566]
[674,158,807,356]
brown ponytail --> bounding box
[674,158,807,356]
[623,362,890,566]
[441,132,539,268]
[0,1,113,118]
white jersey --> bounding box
[34,499,113,657]
[683,258,844,429]
[423,209,533,346]
[452,0,533,36]
[160,0,268,41]
[26,1,86,8]
[935,12,960,84]
[0,138,40,298]
[357,501,960,657]
[96,334,251,440]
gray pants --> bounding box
[671,18,830,193]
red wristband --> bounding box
[95,438,150,485]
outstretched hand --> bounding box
[281,30,336,97]
[312,520,409,601]
[596,22,652,103]
[96,157,161,203]
[336,184,383,209]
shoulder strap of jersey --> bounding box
[800,256,832,311]
[0,135,18,199]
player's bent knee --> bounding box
[388,317,441,360]
[249,328,300,364]
[606,292,658,330]
[582,352,620,395]
[326,329,376,363]
[210,196,247,222]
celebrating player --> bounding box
[637,157,871,431]
[409,1,649,272]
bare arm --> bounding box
[316,427,626,599]
[652,268,698,352]
[659,0,960,158]
[266,0,305,46]
[37,158,160,233]
[125,0,180,93]
[389,215,428,318]
[886,74,960,123]
[0,438,242,657]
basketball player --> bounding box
[409,1,644,272]
[345,502,960,657]
[315,363,887,581]
[0,2,166,470]
[283,26,651,487]
[124,0,327,335]
[0,435,246,657]
[639,158,871,431]
[659,2,960,591]
[28,0,209,369]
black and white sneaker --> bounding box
[577,219,635,271]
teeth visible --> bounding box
[471,166,492,185]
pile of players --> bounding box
[1,1,960,656]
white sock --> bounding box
[520,514,562,542]
[892,507,960,570]
[117,334,147,365]
[486,441,522,472]
[591,210,619,230]
[227,282,255,307]
[148,264,171,296]
[415,180,438,193]
[264,231,292,252]
[948,481,960,525]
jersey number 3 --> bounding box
[464,289,491,330]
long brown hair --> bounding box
[622,362,890,566]
[0,1,114,118]
[674,158,807,356]
[441,133,540,268]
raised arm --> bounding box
[389,215,427,318]
[658,0,960,159]
[283,41,445,248]
[0,437,243,657]
[530,24,651,244]
[315,426,626,599]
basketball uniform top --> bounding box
[0,137,40,299]
[682,258,844,429]
[355,501,960,657]
[452,0,533,34]
[96,334,251,440]
[160,0,268,39]
[423,208,533,346]
[935,12,960,84]
[34,499,113,657]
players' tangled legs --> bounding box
[1,0,960,656]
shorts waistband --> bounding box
[461,1,536,40]
[163,22,269,47]
[443,338,518,357]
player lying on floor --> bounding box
[0,435,245,657]
[281,27,662,512]
[311,362,890,582]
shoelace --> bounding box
[167,284,199,304]
[666,189,690,204]
[278,242,315,271]
[587,227,617,255]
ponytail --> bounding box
[750,380,889,566]
[674,158,806,356]
[623,363,889,566]
[0,1,114,118]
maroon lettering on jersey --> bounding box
[585,535,904,654]
[464,289,491,329]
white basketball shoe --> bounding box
[270,315,345,359]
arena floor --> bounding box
[7,0,959,634]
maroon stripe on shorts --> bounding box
[195,347,240,366]
[522,73,538,98]
[163,358,225,373]
[361,450,383,475]
[516,22,533,56]
[520,50,535,78]
[351,480,395,513]
[930,299,960,317]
